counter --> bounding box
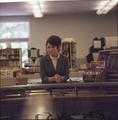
[0,82,118,119]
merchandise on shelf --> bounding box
[0,48,22,70]
[27,48,40,73]
[98,49,118,81]
[62,38,77,68]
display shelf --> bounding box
[62,38,77,68]
[0,48,22,86]
[28,58,40,73]
[0,48,22,70]
[98,49,118,81]
[27,48,40,73]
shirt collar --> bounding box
[50,54,60,60]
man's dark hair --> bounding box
[46,35,62,47]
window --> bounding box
[0,43,7,49]
[0,22,29,39]
[0,22,30,67]
[11,42,28,67]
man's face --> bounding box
[46,43,59,57]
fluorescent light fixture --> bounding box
[28,0,43,18]
[0,0,43,18]
[97,0,118,15]
[0,0,28,2]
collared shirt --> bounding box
[50,54,60,69]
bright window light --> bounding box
[0,22,29,39]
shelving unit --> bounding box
[0,48,22,86]
[62,38,76,68]
[27,58,40,73]
[27,48,40,73]
[98,49,118,81]
[0,48,22,70]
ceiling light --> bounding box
[28,0,43,18]
[0,0,28,3]
[97,0,118,15]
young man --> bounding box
[40,35,69,83]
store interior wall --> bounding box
[0,11,117,66]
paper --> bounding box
[94,40,101,48]
[30,49,37,57]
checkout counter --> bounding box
[0,82,118,119]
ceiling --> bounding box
[0,0,117,17]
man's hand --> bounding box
[48,74,64,83]
[55,74,64,83]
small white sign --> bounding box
[94,40,101,48]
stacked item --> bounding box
[83,70,105,82]
[69,69,83,82]
[0,69,16,87]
